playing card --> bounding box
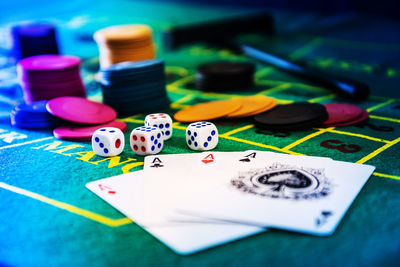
[86,168,266,255]
[175,152,375,236]
[143,152,232,223]
[144,151,246,173]
[144,151,258,224]
[144,153,199,172]
[237,150,333,165]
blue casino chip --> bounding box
[10,100,61,129]
[98,59,170,117]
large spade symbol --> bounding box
[256,170,313,192]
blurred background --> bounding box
[0,0,399,97]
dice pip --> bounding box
[130,126,164,155]
[144,113,173,140]
[186,121,218,151]
[92,127,125,157]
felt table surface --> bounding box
[0,1,399,266]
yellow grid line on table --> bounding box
[324,129,392,143]
[0,182,132,227]
[165,66,189,76]
[222,124,255,137]
[171,122,187,131]
[372,172,400,181]
[197,92,240,99]
[170,103,191,109]
[356,137,400,164]
[276,99,294,104]
[367,99,397,113]
[119,119,144,124]
[119,114,144,124]
[308,94,336,103]
[170,94,197,109]
[173,94,197,104]
[369,115,400,124]
[167,75,195,90]
[282,127,334,151]
[255,67,275,79]
[257,83,292,95]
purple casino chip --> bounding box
[46,96,117,124]
[10,22,59,61]
[17,55,86,103]
[17,67,81,83]
[17,55,81,72]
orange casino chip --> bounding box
[174,99,242,122]
[226,95,277,118]
[94,24,156,68]
[93,25,153,45]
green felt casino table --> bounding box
[0,1,399,266]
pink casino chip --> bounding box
[17,55,81,72]
[330,109,369,127]
[322,103,366,127]
[53,120,127,141]
[46,96,117,124]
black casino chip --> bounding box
[195,61,255,91]
[254,102,328,131]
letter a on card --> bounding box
[202,153,214,164]
[150,157,164,168]
[98,184,116,194]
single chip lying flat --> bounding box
[46,96,116,124]
[226,95,277,118]
[254,102,328,131]
[174,99,242,122]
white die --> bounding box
[186,121,218,151]
[130,126,164,155]
[144,113,173,140]
[92,127,125,157]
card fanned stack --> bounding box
[86,151,375,255]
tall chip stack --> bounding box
[98,59,170,117]
[94,24,156,69]
[17,55,86,103]
[10,22,59,62]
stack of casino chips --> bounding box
[10,100,61,129]
[94,25,156,69]
[10,22,59,61]
[17,55,86,103]
[98,59,170,117]
[196,61,255,91]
